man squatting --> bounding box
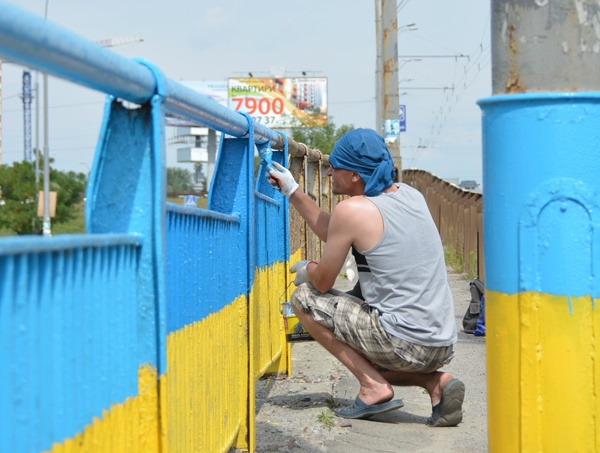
[267,128,464,425]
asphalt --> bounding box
[249,269,488,453]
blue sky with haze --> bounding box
[1,0,490,185]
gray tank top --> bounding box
[354,183,457,347]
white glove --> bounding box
[267,162,299,198]
[290,260,317,286]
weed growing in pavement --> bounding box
[318,410,335,429]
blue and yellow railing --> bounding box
[0,2,302,451]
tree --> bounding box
[291,118,354,155]
[0,159,86,235]
[167,167,194,194]
[0,161,37,234]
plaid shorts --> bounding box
[291,283,454,373]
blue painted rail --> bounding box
[0,2,300,452]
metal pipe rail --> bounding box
[0,1,322,159]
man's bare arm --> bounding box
[306,196,383,292]
[305,199,363,292]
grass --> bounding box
[51,204,86,234]
[0,204,86,236]
[317,410,335,429]
[468,250,477,280]
[444,243,477,280]
[444,244,464,273]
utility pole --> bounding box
[0,59,3,165]
[41,0,51,236]
[38,27,143,236]
[375,0,401,180]
[375,1,383,136]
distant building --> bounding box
[172,127,221,192]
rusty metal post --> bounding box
[374,0,383,135]
[380,0,402,180]
[492,0,600,94]
[481,1,600,451]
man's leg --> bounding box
[293,304,394,406]
[381,369,465,427]
[380,369,454,407]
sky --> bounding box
[0,0,491,185]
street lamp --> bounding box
[42,0,51,236]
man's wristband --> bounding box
[307,260,318,269]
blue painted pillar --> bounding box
[480,1,600,451]
[208,114,256,294]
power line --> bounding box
[414,25,491,150]
[398,54,469,59]
[330,99,374,105]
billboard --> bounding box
[228,77,327,128]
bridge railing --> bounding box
[0,3,483,453]
[403,169,484,281]
[0,235,145,453]
[286,161,485,282]
[0,2,311,452]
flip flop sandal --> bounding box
[427,378,465,427]
[333,396,404,420]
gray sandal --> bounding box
[333,396,404,420]
[427,378,465,427]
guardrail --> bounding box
[286,162,484,282]
[0,3,484,452]
[0,2,314,452]
[403,169,484,281]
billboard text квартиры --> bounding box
[228,77,327,128]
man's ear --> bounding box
[352,172,361,182]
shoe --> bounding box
[333,396,404,420]
[427,378,465,427]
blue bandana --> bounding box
[329,128,396,196]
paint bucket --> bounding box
[281,302,313,342]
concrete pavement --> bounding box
[249,270,488,453]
